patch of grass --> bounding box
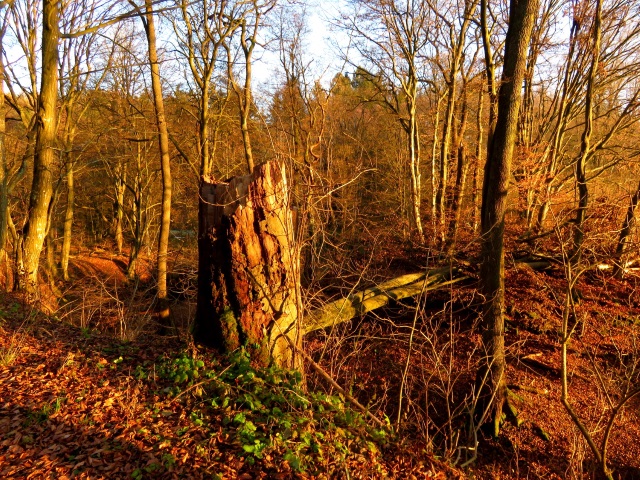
[0,332,26,366]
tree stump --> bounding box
[195,161,300,368]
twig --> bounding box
[289,339,387,429]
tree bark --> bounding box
[478,0,539,435]
[195,161,300,368]
[19,0,59,297]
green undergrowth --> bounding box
[153,349,391,476]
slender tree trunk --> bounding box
[534,19,580,231]
[472,83,485,233]
[229,19,257,173]
[572,0,602,264]
[447,144,469,250]
[126,151,143,280]
[142,0,173,323]
[61,142,74,281]
[0,23,6,255]
[126,188,142,279]
[447,84,470,249]
[195,161,300,368]
[19,0,59,296]
[477,0,539,435]
[436,80,456,234]
[45,226,57,280]
[613,181,640,278]
[431,92,443,225]
[0,35,10,290]
[480,0,498,133]
[199,88,211,177]
[113,161,126,255]
[408,93,424,241]
[435,1,477,239]
[239,74,254,173]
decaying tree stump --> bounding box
[194,161,300,368]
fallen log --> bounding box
[304,267,471,334]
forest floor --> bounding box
[1,245,640,479]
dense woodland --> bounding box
[1,0,640,478]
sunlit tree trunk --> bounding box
[19,0,59,296]
[140,0,172,322]
[60,104,75,281]
[430,91,444,226]
[0,18,9,289]
[435,79,456,234]
[408,82,424,241]
[435,0,478,239]
[228,14,260,173]
[0,28,7,255]
[478,0,539,435]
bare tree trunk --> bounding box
[126,152,144,280]
[61,142,74,280]
[113,162,126,254]
[142,0,173,323]
[199,88,212,177]
[447,144,469,250]
[477,0,539,435]
[534,18,580,231]
[431,92,443,225]
[195,161,300,368]
[472,83,485,233]
[408,92,424,241]
[45,226,57,280]
[480,0,498,135]
[572,0,602,264]
[435,80,456,235]
[238,55,255,174]
[0,35,9,290]
[228,14,260,173]
[0,50,14,291]
[0,19,6,256]
[447,82,470,249]
[19,0,59,297]
[434,0,477,239]
[613,181,640,278]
